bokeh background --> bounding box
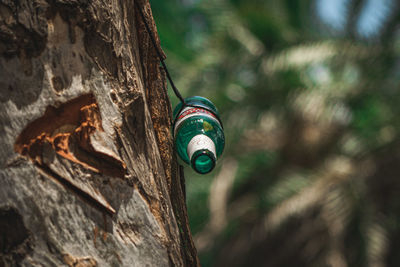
[151,0,400,266]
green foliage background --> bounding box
[151,0,400,266]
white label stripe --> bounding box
[187,134,216,160]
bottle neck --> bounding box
[187,134,216,174]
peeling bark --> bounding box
[0,0,199,266]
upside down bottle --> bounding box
[173,96,225,174]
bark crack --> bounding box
[14,93,127,215]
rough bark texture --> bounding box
[0,0,199,266]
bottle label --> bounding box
[174,107,220,135]
[187,134,216,160]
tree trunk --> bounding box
[0,0,199,266]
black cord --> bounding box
[136,3,185,104]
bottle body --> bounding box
[173,96,225,174]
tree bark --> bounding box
[0,0,199,266]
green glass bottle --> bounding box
[173,96,225,174]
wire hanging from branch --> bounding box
[135,3,185,104]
